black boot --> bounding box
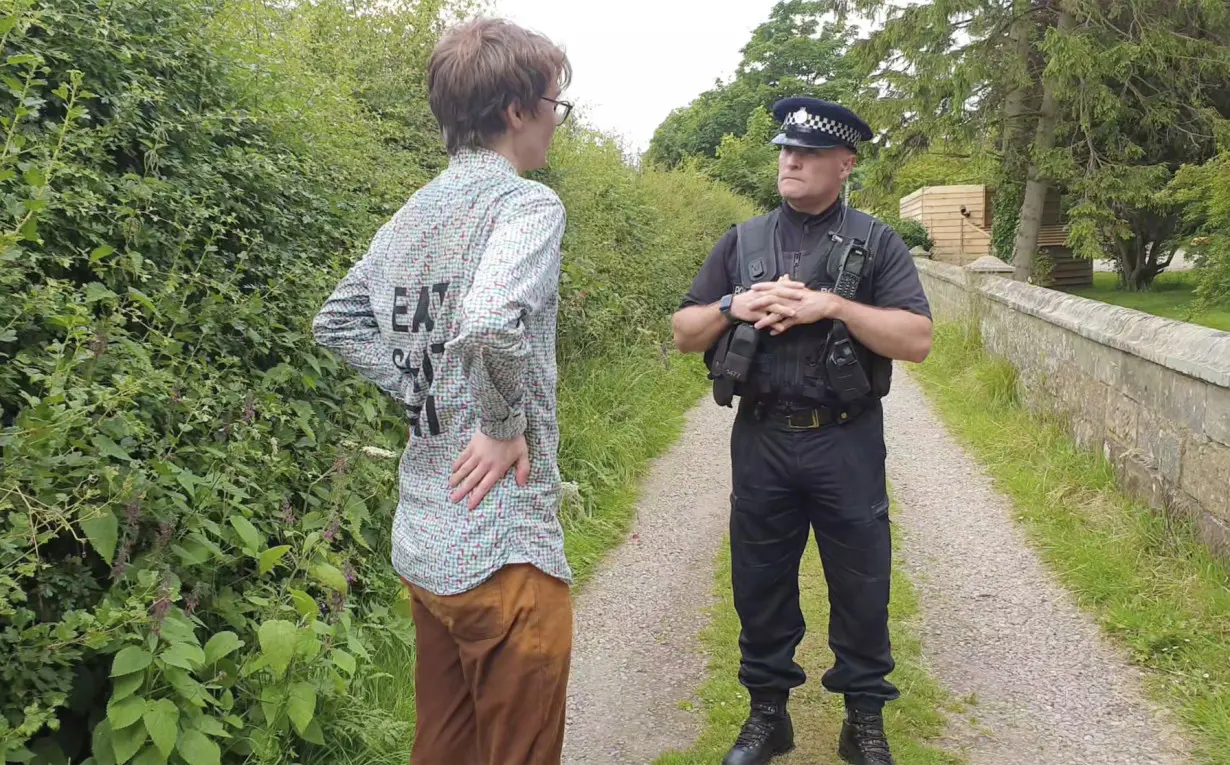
[722,698,795,765]
[838,706,894,765]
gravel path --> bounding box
[884,370,1193,765]
[561,399,735,765]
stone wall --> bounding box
[914,256,1230,555]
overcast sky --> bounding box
[491,0,784,155]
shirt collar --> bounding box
[780,198,842,228]
[449,147,520,176]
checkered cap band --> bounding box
[783,109,863,146]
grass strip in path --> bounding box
[313,348,711,765]
[654,527,966,765]
[911,321,1230,765]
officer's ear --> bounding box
[837,148,857,182]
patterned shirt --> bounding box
[312,148,572,597]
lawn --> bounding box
[1067,271,1230,332]
[911,321,1230,765]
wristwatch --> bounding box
[718,293,736,323]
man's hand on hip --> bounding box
[749,278,842,334]
[449,432,531,510]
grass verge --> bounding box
[653,526,966,765]
[911,320,1230,764]
[1068,271,1230,332]
[557,348,711,584]
[312,347,711,764]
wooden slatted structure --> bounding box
[1035,224,1093,288]
[898,185,993,264]
[1036,224,1068,247]
[899,185,1092,288]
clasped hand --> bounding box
[732,276,842,335]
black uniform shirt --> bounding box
[680,200,933,320]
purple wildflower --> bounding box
[155,520,174,550]
[150,597,171,623]
[331,454,349,477]
[149,573,175,632]
[123,502,141,534]
[110,547,129,580]
[327,591,346,621]
[91,330,107,359]
[323,517,341,543]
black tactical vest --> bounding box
[721,205,893,405]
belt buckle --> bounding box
[787,409,821,429]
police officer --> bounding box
[671,97,933,765]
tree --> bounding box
[1051,0,1230,290]
[645,0,858,169]
[1010,4,1073,281]
[848,0,1230,289]
[1169,147,1230,308]
[708,106,782,210]
[843,0,1043,245]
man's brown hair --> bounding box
[427,18,571,154]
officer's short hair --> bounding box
[427,18,571,155]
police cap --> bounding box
[770,96,873,152]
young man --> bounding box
[312,18,576,765]
[672,97,933,765]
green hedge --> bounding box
[878,215,934,252]
[0,1,756,763]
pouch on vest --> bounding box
[822,234,873,403]
[846,220,894,398]
[707,211,782,406]
[826,216,900,400]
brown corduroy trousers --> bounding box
[404,563,573,765]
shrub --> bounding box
[879,215,934,252]
[0,2,426,763]
[533,125,758,364]
[0,1,760,763]
[1169,149,1230,310]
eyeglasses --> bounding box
[541,96,573,125]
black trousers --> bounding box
[728,397,899,711]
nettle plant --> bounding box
[1,2,412,763]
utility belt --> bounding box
[746,396,871,430]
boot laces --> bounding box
[849,710,892,761]
[734,702,782,748]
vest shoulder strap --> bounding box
[863,216,886,294]
[836,207,879,247]
[733,209,780,291]
[866,217,887,255]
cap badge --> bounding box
[792,107,810,125]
